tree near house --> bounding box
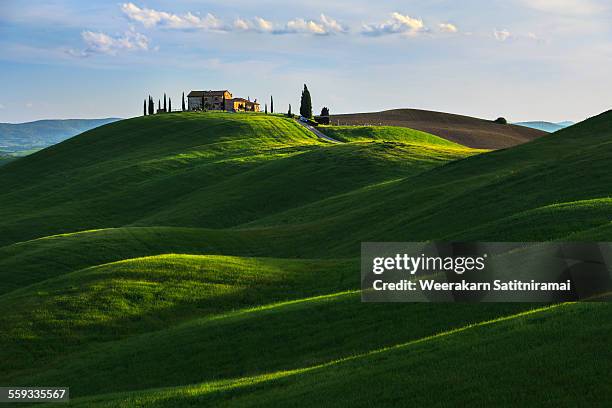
[222,94,226,111]
[300,84,312,118]
[321,107,330,117]
[201,94,205,111]
[182,92,186,111]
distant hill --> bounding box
[514,121,575,133]
[0,153,14,167]
[0,118,121,154]
[330,109,546,149]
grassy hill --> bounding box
[331,108,547,149]
[0,111,610,407]
[0,118,120,155]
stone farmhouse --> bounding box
[187,90,260,112]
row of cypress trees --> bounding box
[143,92,187,116]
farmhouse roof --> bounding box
[187,90,229,97]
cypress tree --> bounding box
[168,98,172,113]
[163,93,167,112]
[201,94,205,111]
[270,95,274,113]
[222,93,226,111]
[144,99,147,116]
[148,96,153,115]
[300,84,312,118]
[265,104,268,114]
[182,92,186,111]
[158,99,161,113]
[288,104,292,117]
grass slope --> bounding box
[331,108,547,149]
[0,110,610,406]
[317,125,464,146]
[0,112,477,246]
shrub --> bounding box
[494,117,508,125]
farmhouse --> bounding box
[187,90,260,112]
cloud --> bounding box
[362,12,426,36]
[121,3,226,31]
[234,14,345,35]
[122,4,344,36]
[439,23,458,33]
[233,16,274,33]
[71,28,149,57]
[494,29,511,41]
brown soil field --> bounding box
[330,109,547,149]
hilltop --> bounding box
[331,108,546,149]
[0,117,121,155]
[0,111,610,406]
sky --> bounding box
[0,0,611,123]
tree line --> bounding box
[143,92,186,116]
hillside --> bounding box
[331,108,547,149]
[514,121,574,133]
[0,117,120,154]
[317,125,465,147]
[0,111,611,406]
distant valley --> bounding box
[0,118,121,156]
[514,121,575,133]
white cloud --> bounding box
[362,12,426,36]
[284,18,327,35]
[439,23,458,33]
[72,28,149,56]
[121,3,226,31]
[494,29,511,41]
[234,14,345,35]
[233,16,274,33]
[122,4,344,36]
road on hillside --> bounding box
[294,119,342,143]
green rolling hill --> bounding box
[0,111,610,407]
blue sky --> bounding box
[1,0,611,123]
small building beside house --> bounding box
[227,98,260,112]
[187,90,260,112]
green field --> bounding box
[0,111,611,406]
